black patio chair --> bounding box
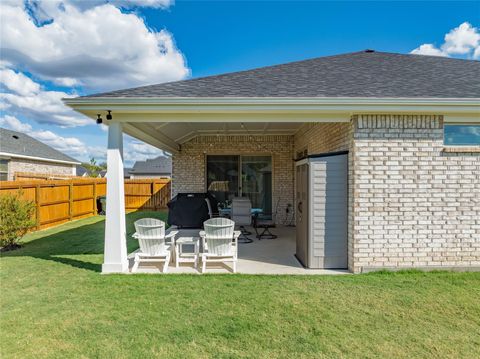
[252,212,277,239]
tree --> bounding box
[81,157,106,177]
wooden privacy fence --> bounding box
[0,179,171,230]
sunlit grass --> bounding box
[1,212,479,358]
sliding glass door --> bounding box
[206,155,272,213]
[241,156,272,214]
[206,155,239,205]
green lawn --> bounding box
[1,212,479,359]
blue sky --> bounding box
[0,0,479,166]
[143,1,480,77]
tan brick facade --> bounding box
[7,158,75,180]
[350,115,480,273]
[172,135,295,222]
[294,122,351,157]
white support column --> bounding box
[102,122,128,273]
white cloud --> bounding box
[410,44,446,57]
[0,115,33,132]
[0,67,91,127]
[411,22,480,59]
[0,0,183,164]
[123,136,165,166]
[442,22,480,55]
[0,1,189,91]
[0,68,40,95]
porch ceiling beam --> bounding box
[122,123,180,154]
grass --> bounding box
[1,212,479,359]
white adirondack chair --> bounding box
[200,217,240,273]
[132,218,176,273]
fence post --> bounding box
[151,181,155,210]
[93,181,97,215]
[69,182,73,220]
[35,184,41,230]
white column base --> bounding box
[102,261,129,274]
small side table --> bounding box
[175,237,200,269]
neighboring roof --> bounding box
[76,165,88,176]
[0,128,80,164]
[81,51,480,99]
[129,156,172,175]
[124,168,132,178]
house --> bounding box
[0,127,80,181]
[129,156,172,179]
[65,50,480,274]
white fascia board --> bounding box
[444,114,480,123]
[0,152,81,165]
[63,97,480,121]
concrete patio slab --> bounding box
[127,225,349,275]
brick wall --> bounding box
[350,115,480,273]
[8,158,75,180]
[172,135,295,221]
[294,122,351,157]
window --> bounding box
[444,124,480,146]
[0,159,9,181]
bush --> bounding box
[0,192,36,250]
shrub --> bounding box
[0,192,36,250]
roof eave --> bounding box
[63,97,480,121]
[0,152,81,165]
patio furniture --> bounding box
[175,236,200,269]
[253,213,277,240]
[132,218,177,273]
[205,197,220,218]
[167,193,218,228]
[253,198,280,240]
[231,197,253,243]
[200,218,240,273]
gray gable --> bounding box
[129,156,171,175]
[81,51,480,99]
[0,127,79,164]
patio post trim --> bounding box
[102,122,128,273]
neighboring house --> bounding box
[65,50,480,274]
[0,127,80,181]
[75,165,109,178]
[128,156,172,179]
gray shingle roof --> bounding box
[0,128,79,164]
[81,51,480,99]
[129,156,171,175]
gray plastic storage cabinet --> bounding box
[295,152,348,269]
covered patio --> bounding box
[65,89,357,274]
[62,94,356,274]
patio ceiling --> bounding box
[125,121,305,153]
